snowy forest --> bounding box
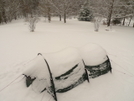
[0,0,134,27]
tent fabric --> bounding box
[79,43,112,78]
[23,54,58,101]
[23,44,112,101]
[38,48,89,93]
[86,57,112,78]
[56,73,87,93]
[23,48,88,94]
[54,61,86,93]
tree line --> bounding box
[0,0,134,27]
[88,0,134,27]
[0,0,86,24]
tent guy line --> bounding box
[0,75,22,93]
[111,60,134,77]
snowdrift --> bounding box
[23,44,112,101]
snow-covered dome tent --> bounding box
[23,48,89,101]
[23,44,112,101]
[42,48,89,93]
[23,55,54,95]
[79,43,112,78]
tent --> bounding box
[79,43,112,78]
[23,48,89,101]
[23,44,112,101]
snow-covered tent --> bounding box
[23,48,89,101]
[42,48,89,93]
[80,43,112,78]
[23,44,112,101]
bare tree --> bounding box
[28,16,39,32]
[38,0,53,22]
[0,0,20,24]
[47,0,85,23]
[94,17,102,32]
[0,0,7,24]
[121,0,134,27]
[89,0,117,27]
[19,0,39,18]
[106,0,115,26]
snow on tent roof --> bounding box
[24,44,108,79]
[24,55,50,80]
[41,48,82,77]
[23,55,52,93]
[79,43,108,66]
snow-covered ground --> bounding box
[0,17,134,101]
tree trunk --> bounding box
[48,7,51,23]
[63,2,66,23]
[107,0,114,27]
[122,17,125,26]
[48,15,51,23]
[14,16,17,20]
[133,23,134,28]
[0,15,2,24]
[128,17,132,26]
[59,15,62,21]
[63,12,66,23]
[2,11,7,23]
[1,1,7,24]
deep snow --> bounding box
[0,17,134,101]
